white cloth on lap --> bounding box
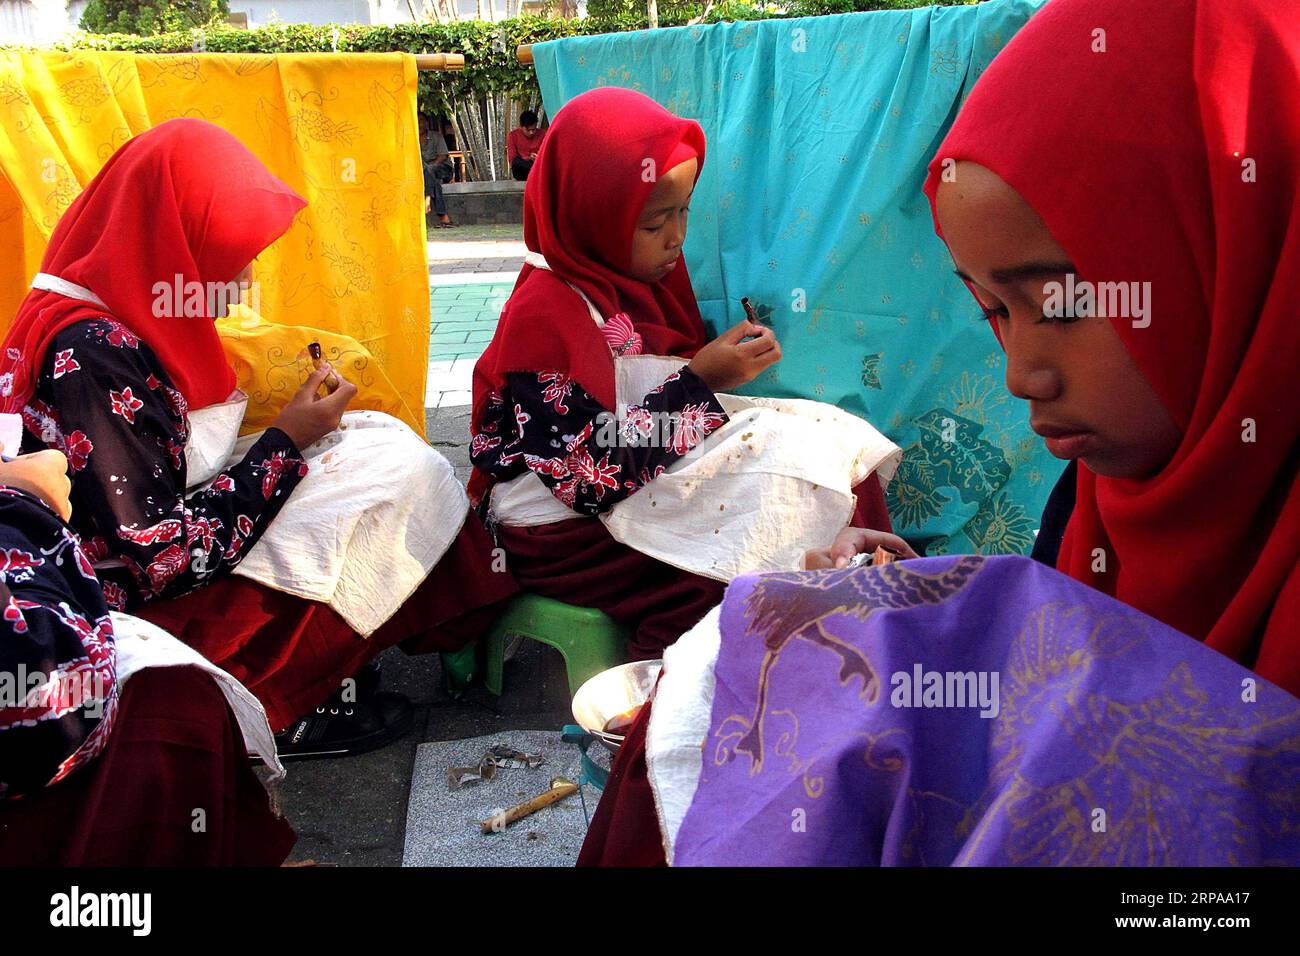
[645,603,722,865]
[229,410,469,637]
[490,356,902,582]
[110,611,284,780]
[603,354,902,581]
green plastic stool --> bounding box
[484,594,629,699]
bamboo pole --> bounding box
[517,44,534,65]
[414,53,466,71]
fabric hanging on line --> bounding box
[0,50,430,435]
[530,0,1059,556]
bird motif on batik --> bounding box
[721,556,984,775]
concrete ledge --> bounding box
[444,181,525,195]
[440,180,524,225]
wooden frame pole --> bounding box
[414,53,466,71]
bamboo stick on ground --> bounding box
[481,777,579,834]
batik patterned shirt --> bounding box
[19,318,307,610]
[0,486,117,798]
[470,360,728,516]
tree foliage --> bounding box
[50,2,976,117]
[80,0,231,36]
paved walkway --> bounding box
[423,235,523,485]
[426,282,512,409]
[428,237,527,276]
[425,238,523,408]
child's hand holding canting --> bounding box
[803,525,919,570]
[687,319,782,392]
[272,364,357,450]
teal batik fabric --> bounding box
[531,0,1061,556]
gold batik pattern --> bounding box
[0,50,428,434]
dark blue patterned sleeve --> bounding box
[21,320,308,608]
[470,366,728,515]
[0,486,117,798]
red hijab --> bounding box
[1,118,306,415]
[924,0,1300,692]
[470,88,709,499]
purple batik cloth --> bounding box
[674,555,1300,866]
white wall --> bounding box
[233,0,503,27]
[236,0,375,28]
[0,0,516,44]
[0,0,75,43]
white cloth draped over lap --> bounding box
[489,355,902,582]
[110,611,284,781]
[602,355,902,582]
[188,404,469,637]
[645,604,723,865]
[230,411,468,637]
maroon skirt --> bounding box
[496,475,893,661]
[577,697,665,866]
[136,512,518,732]
[0,665,295,866]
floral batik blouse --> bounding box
[18,318,307,611]
[470,355,728,517]
[0,486,117,797]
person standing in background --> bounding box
[508,110,546,182]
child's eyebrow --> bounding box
[640,187,696,221]
[954,261,1076,285]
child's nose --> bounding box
[666,220,685,250]
[1014,371,1061,405]
[1005,354,1062,403]
[1000,318,1062,402]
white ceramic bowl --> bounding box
[571,659,663,752]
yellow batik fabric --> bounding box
[218,304,412,435]
[0,50,429,435]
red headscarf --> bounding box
[1,118,306,414]
[470,88,709,499]
[924,0,1300,693]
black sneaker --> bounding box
[275,692,415,760]
[350,660,383,702]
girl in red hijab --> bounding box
[470,89,738,658]
[4,119,515,759]
[471,88,900,659]
[821,0,1300,696]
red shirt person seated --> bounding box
[507,110,546,182]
